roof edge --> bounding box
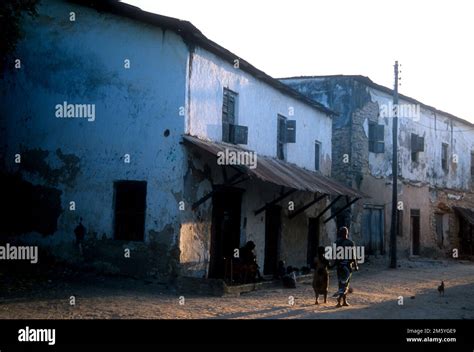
[65,0,337,117]
[279,75,474,127]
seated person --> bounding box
[238,241,263,283]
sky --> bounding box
[124,0,474,122]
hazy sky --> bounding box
[124,0,474,122]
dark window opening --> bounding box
[315,141,321,171]
[411,133,424,163]
[441,143,449,171]
[114,181,147,241]
[277,115,286,160]
[368,123,384,153]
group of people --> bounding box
[312,226,358,307]
[76,215,357,307]
[238,226,359,307]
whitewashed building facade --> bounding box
[0,0,363,283]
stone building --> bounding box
[0,0,363,283]
[281,75,474,259]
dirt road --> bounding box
[1,259,473,319]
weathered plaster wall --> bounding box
[179,146,338,277]
[188,48,333,175]
[0,0,189,278]
[369,88,474,190]
[282,76,474,259]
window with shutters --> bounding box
[411,133,424,163]
[441,143,449,171]
[368,123,384,153]
[315,141,321,171]
[222,88,237,143]
[277,115,286,160]
[276,114,297,161]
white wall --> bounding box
[0,0,189,255]
[187,47,333,175]
[368,88,474,190]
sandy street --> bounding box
[1,259,473,319]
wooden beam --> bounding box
[191,172,245,210]
[254,189,297,216]
[323,197,361,224]
[313,195,342,221]
[288,194,328,219]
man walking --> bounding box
[334,226,358,307]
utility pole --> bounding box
[390,61,399,269]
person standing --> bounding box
[334,226,358,307]
[74,217,86,256]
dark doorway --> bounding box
[264,205,281,275]
[307,217,320,267]
[411,209,421,255]
[209,188,242,279]
[362,206,384,255]
[114,181,147,241]
[458,217,473,256]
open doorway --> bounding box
[307,217,320,267]
[264,205,281,275]
[208,187,243,279]
[411,209,421,255]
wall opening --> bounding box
[410,209,421,255]
[208,187,242,279]
[113,181,147,241]
[0,173,62,237]
[264,205,281,275]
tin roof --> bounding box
[183,135,366,198]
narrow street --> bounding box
[1,259,473,319]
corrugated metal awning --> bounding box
[453,207,474,225]
[183,135,366,198]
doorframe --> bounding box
[264,204,282,275]
[208,186,244,279]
